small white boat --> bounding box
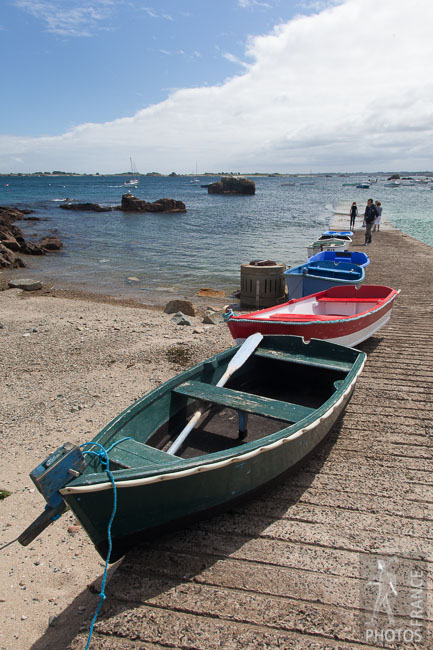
[384,180,401,187]
[307,238,350,257]
[124,158,139,186]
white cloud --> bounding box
[222,51,249,67]
[142,7,174,21]
[3,0,433,172]
[296,1,344,12]
[14,0,115,37]
[238,0,272,8]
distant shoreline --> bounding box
[1,171,432,178]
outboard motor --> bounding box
[19,442,86,546]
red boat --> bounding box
[224,285,399,346]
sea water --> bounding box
[1,174,431,302]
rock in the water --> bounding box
[40,237,63,251]
[196,287,225,298]
[164,299,196,316]
[21,241,46,255]
[171,312,193,326]
[120,194,186,213]
[8,278,42,291]
[207,176,255,195]
[59,202,112,212]
[0,206,31,222]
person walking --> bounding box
[349,202,358,229]
[363,199,378,245]
[373,201,382,231]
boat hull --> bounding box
[285,261,365,299]
[307,250,370,267]
[67,389,351,560]
[225,286,399,346]
[307,239,350,256]
[59,336,365,560]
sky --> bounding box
[1,0,433,174]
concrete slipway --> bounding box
[67,227,433,649]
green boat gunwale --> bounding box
[61,337,366,494]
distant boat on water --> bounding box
[124,158,139,187]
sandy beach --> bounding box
[0,286,232,650]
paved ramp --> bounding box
[71,229,433,650]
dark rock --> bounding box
[0,243,25,268]
[119,194,186,213]
[164,299,196,316]
[207,176,255,195]
[0,206,31,222]
[21,241,46,255]
[40,236,63,251]
[147,198,186,213]
[0,226,21,251]
[59,202,112,212]
[10,225,26,244]
[387,174,401,180]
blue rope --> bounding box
[78,441,123,650]
[105,436,133,453]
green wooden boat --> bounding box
[20,335,365,561]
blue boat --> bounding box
[284,260,365,299]
[307,250,370,268]
[322,230,354,237]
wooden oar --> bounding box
[167,332,264,456]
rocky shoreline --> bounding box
[0,206,63,270]
[0,192,187,271]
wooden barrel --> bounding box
[240,262,286,308]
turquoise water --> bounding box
[1,174,431,301]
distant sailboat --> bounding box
[124,158,139,187]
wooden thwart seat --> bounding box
[253,348,353,372]
[108,437,184,469]
[173,380,314,423]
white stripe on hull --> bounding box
[235,308,393,347]
[323,309,392,347]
